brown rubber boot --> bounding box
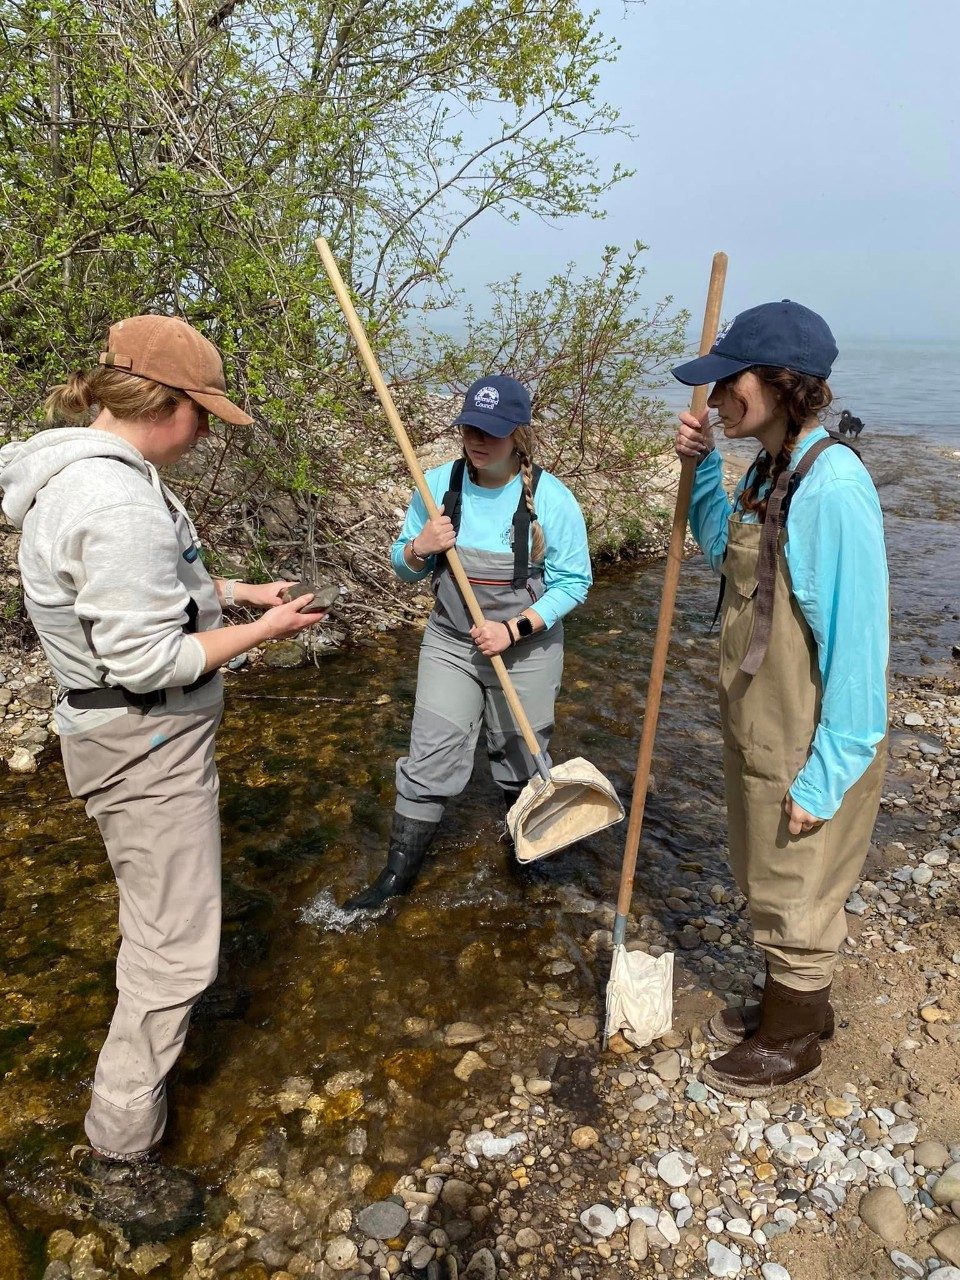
[708,998,836,1047]
[700,978,831,1098]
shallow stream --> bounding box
[1,428,957,1274]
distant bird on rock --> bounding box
[838,409,865,439]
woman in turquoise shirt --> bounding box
[673,301,888,1097]
[345,375,592,911]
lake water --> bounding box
[657,337,960,446]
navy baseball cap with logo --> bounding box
[671,300,839,386]
[452,374,531,437]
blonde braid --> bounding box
[513,426,546,563]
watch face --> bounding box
[517,616,534,637]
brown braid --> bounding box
[736,367,833,521]
[512,426,546,562]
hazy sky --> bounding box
[441,0,959,342]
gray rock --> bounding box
[356,1200,409,1240]
[657,1151,695,1187]
[246,1234,292,1269]
[929,1270,960,1280]
[443,1022,486,1047]
[707,1240,743,1277]
[628,1219,648,1261]
[440,1179,476,1213]
[889,1251,924,1279]
[580,1203,617,1238]
[42,1265,72,1280]
[858,1186,908,1243]
[888,1122,918,1145]
[760,1266,791,1280]
[263,639,307,668]
[464,1247,497,1280]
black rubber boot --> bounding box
[71,1146,203,1242]
[344,812,439,911]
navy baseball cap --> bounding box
[672,300,839,386]
[452,374,531,437]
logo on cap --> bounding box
[473,385,500,411]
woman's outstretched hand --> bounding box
[675,409,715,461]
[240,580,294,610]
[258,595,329,640]
[470,621,513,658]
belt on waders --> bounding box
[440,457,543,587]
[711,432,859,676]
[64,596,219,711]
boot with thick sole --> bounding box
[71,1146,202,1242]
[700,977,831,1098]
[344,812,439,911]
[709,997,835,1047]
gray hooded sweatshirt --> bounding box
[0,427,222,733]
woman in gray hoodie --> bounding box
[0,314,325,1237]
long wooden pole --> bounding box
[612,252,728,940]
[315,236,548,772]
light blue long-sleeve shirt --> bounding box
[689,426,889,820]
[391,461,592,629]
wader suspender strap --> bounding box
[738,436,840,677]
[439,459,543,587]
[708,455,762,632]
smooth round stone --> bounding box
[824,1097,853,1118]
[580,1204,617,1238]
[325,1237,359,1271]
[912,866,934,885]
[628,1219,648,1261]
[707,1240,743,1277]
[525,1078,552,1096]
[933,1226,960,1268]
[889,1122,918,1145]
[686,1081,709,1103]
[915,1140,950,1170]
[357,1201,409,1240]
[761,1266,791,1280]
[657,1209,680,1245]
[858,1186,908,1243]
[889,1251,924,1279]
[929,1269,960,1280]
[657,1151,694,1187]
[726,1217,751,1237]
[934,1165,960,1205]
[515,1228,541,1248]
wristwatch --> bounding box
[514,615,534,640]
[222,579,237,607]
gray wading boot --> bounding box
[71,1146,203,1242]
[345,812,440,911]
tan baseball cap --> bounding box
[98,314,253,426]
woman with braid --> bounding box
[673,301,888,1097]
[346,375,591,911]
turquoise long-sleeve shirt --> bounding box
[689,426,888,820]
[391,461,592,630]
